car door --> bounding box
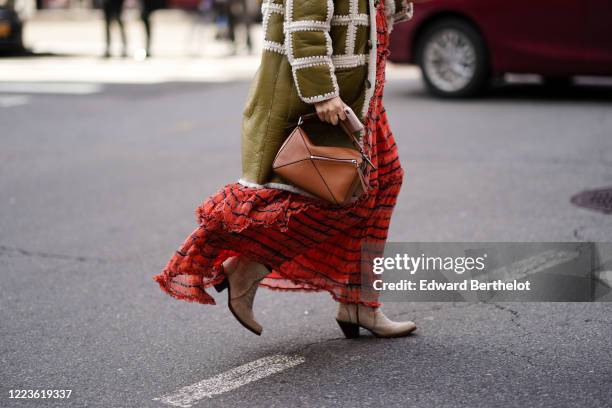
[483,0,589,75]
[584,0,612,74]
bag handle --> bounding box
[285,112,376,170]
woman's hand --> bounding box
[314,96,347,125]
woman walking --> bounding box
[154,0,416,338]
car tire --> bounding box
[542,76,574,88]
[416,18,489,97]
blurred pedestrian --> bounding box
[186,0,215,55]
[138,0,166,58]
[229,0,253,53]
[213,0,252,54]
[102,0,127,58]
[154,0,417,339]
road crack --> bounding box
[0,245,107,263]
[491,303,524,331]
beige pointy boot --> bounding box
[215,256,270,336]
[336,303,417,338]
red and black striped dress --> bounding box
[153,2,402,308]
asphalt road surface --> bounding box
[1,78,612,408]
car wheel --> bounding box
[416,18,489,97]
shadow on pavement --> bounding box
[401,82,612,104]
[486,82,612,103]
[0,48,73,58]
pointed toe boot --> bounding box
[217,257,270,336]
[336,303,416,338]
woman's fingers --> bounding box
[329,98,346,125]
[329,111,339,125]
[338,106,348,122]
[314,96,348,125]
[315,106,326,122]
[329,104,347,125]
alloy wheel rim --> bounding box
[423,28,477,93]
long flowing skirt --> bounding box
[153,3,402,307]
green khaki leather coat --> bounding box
[239,0,413,193]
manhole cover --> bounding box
[571,187,612,214]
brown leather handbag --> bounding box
[272,110,376,205]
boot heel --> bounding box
[336,319,360,339]
[214,278,228,293]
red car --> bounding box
[389,0,612,97]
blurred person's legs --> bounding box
[117,11,127,57]
[186,0,214,55]
[139,0,168,57]
[227,4,235,39]
[103,0,127,58]
[213,0,230,42]
[226,1,237,54]
[139,0,165,58]
[227,0,252,54]
[103,11,111,57]
[140,8,152,57]
[239,0,252,52]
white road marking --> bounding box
[0,82,102,95]
[596,270,612,289]
[154,354,305,407]
[0,95,30,108]
[489,249,580,282]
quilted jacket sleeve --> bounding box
[284,0,339,104]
